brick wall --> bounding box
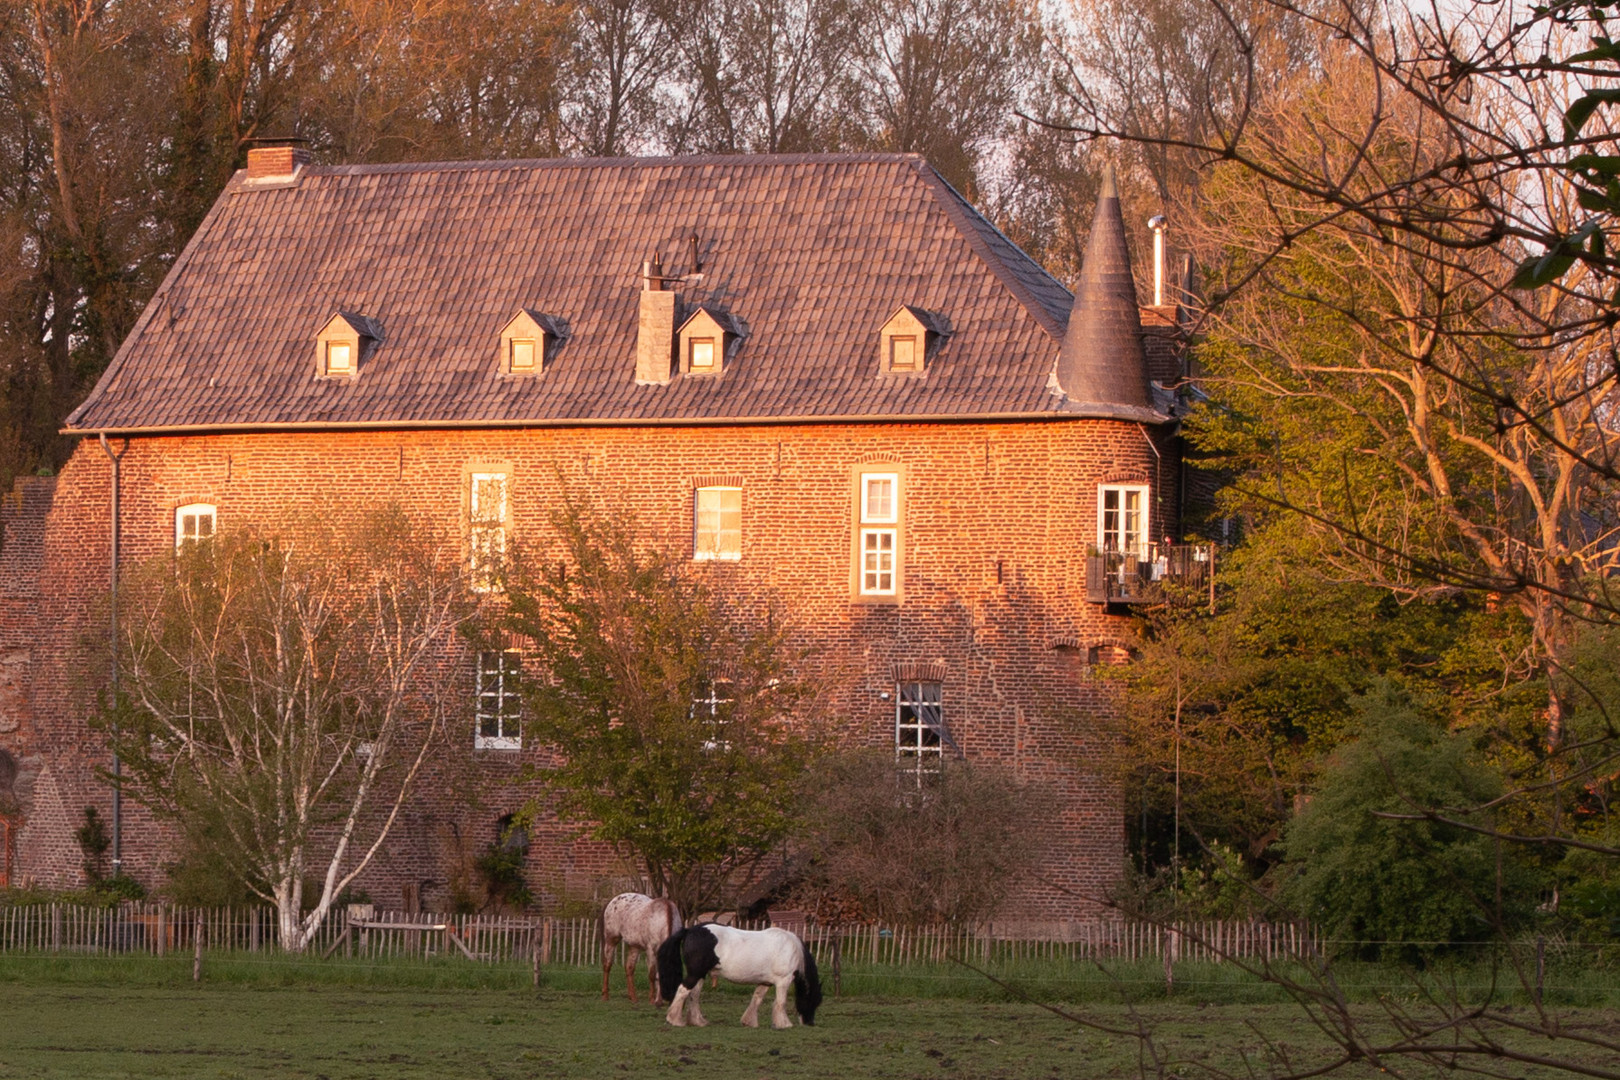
[6,418,1178,918]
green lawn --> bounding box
[0,955,1617,1079]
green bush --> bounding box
[1279,685,1546,960]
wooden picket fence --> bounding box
[0,902,1318,967]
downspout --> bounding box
[1137,424,1163,544]
[98,433,128,876]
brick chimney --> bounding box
[635,256,676,385]
[245,145,312,181]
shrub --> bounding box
[1279,685,1546,960]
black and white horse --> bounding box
[655,924,822,1028]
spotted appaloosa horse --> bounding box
[599,893,682,1004]
[656,924,822,1028]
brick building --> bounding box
[0,150,1201,923]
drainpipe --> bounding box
[1137,423,1164,546]
[98,433,127,877]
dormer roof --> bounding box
[65,154,1167,433]
[1054,168,1157,418]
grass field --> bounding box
[1,953,1618,1079]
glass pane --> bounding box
[691,338,715,369]
[891,336,916,370]
[327,342,351,373]
[510,338,535,370]
[863,476,896,522]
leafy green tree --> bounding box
[1280,686,1547,960]
[499,500,818,912]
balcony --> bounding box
[1086,543,1214,605]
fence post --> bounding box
[1535,934,1546,1007]
[831,935,842,997]
[532,929,541,990]
[1163,927,1176,996]
[193,909,204,983]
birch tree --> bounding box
[100,507,481,951]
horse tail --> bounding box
[655,927,688,999]
[664,897,683,937]
[793,940,822,1026]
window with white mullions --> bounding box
[693,487,742,561]
[692,678,734,751]
[858,471,899,596]
[1098,484,1150,559]
[475,649,522,750]
[896,681,950,784]
[174,503,216,549]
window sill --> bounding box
[474,738,522,752]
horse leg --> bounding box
[771,977,793,1029]
[648,948,663,1005]
[665,984,690,1027]
[686,979,709,1027]
[624,945,640,1004]
[600,935,616,1001]
[741,985,769,1028]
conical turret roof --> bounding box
[1055,168,1154,412]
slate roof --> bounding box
[1055,168,1155,414]
[67,153,1165,433]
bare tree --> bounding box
[101,507,481,951]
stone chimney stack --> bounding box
[635,255,677,384]
[245,144,312,181]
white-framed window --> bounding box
[692,678,734,751]
[509,337,536,372]
[693,486,742,561]
[174,503,216,549]
[325,340,353,376]
[858,471,899,596]
[1098,484,1150,559]
[896,681,945,785]
[469,471,509,591]
[689,337,716,372]
[889,335,918,371]
[475,649,523,750]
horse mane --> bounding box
[793,942,822,1025]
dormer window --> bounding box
[326,341,352,375]
[497,309,564,375]
[690,337,716,371]
[315,312,379,379]
[879,305,944,376]
[510,338,536,372]
[890,335,918,371]
[677,307,736,376]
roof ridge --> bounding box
[291,152,929,179]
[908,161,1071,342]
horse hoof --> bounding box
[692,1017,710,1028]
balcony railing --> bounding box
[1086,543,1214,605]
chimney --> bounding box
[635,255,677,385]
[245,144,312,181]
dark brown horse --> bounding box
[600,892,682,1003]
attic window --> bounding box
[326,341,353,375]
[315,311,377,379]
[690,337,716,371]
[890,336,918,371]
[879,306,942,376]
[510,339,536,372]
[498,310,563,375]
[677,307,735,377]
